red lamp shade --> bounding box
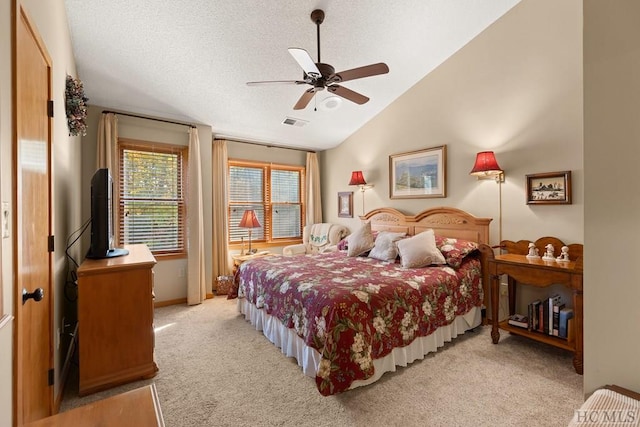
[238,209,261,228]
[469,151,503,176]
[348,171,367,186]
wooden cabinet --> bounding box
[488,237,583,374]
[77,244,158,395]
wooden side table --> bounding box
[232,251,273,276]
[229,252,273,298]
[489,237,583,374]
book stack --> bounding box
[526,294,572,339]
[507,313,528,329]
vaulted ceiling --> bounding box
[64,0,520,151]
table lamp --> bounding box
[238,209,261,254]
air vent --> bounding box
[282,117,308,127]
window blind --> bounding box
[228,161,304,244]
[118,142,187,255]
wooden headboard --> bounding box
[360,206,492,246]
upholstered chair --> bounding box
[282,223,349,256]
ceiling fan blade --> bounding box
[327,85,369,105]
[329,63,389,83]
[246,80,307,86]
[293,88,317,110]
[288,48,322,79]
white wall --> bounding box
[322,0,583,248]
[82,106,213,302]
[583,0,640,395]
[1,0,82,421]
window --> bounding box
[118,139,187,257]
[228,160,304,246]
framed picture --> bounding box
[338,191,353,218]
[389,145,446,199]
[526,171,572,205]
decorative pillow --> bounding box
[368,231,407,261]
[435,236,479,268]
[396,229,446,268]
[339,230,379,252]
[347,222,375,257]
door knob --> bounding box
[22,288,44,305]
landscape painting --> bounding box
[526,171,572,205]
[389,145,446,199]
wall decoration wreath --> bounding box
[65,75,89,136]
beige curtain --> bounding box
[187,128,206,305]
[97,112,117,169]
[96,112,120,242]
[305,152,322,225]
[212,140,232,280]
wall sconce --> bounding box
[469,151,504,244]
[469,151,505,183]
[238,209,262,254]
[349,171,374,215]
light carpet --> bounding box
[61,297,583,426]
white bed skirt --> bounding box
[237,298,482,391]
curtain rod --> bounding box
[215,137,316,154]
[102,110,196,129]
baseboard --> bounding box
[154,295,215,307]
[55,322,79,413]
[154,298,187,308]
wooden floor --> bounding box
[24,384,164,427]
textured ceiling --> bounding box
[64,0,520,151]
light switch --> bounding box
[2,202,9,238]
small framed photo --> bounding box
[338,191,353,218]
[389,145,446,199]
[526,171,572,205]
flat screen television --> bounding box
[86,168,129,259]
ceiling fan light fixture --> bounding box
[319,96,342,111]
[247,9,389,111]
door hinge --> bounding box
[47,100,54,118]
[48,235,54,252]
[48,368,54,386]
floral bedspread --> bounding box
[238,251,483,396]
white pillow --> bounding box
[368,231,406,261]
[396,229,446,268]
[347,222,375,257]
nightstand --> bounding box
[230,252,274,298]
[232,251,273,275]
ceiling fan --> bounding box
[247,9,390,110]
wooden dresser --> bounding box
[77,244,158,395]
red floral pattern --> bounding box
[435,236,479,268]
[238,251,482,396]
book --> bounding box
[508,314,529,328]
[552,302,565,336]
[538,302,545,333]
[530,299,541,331]
[547,294,562,335]
[559,307,574,339]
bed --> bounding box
[237,207,493,396]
